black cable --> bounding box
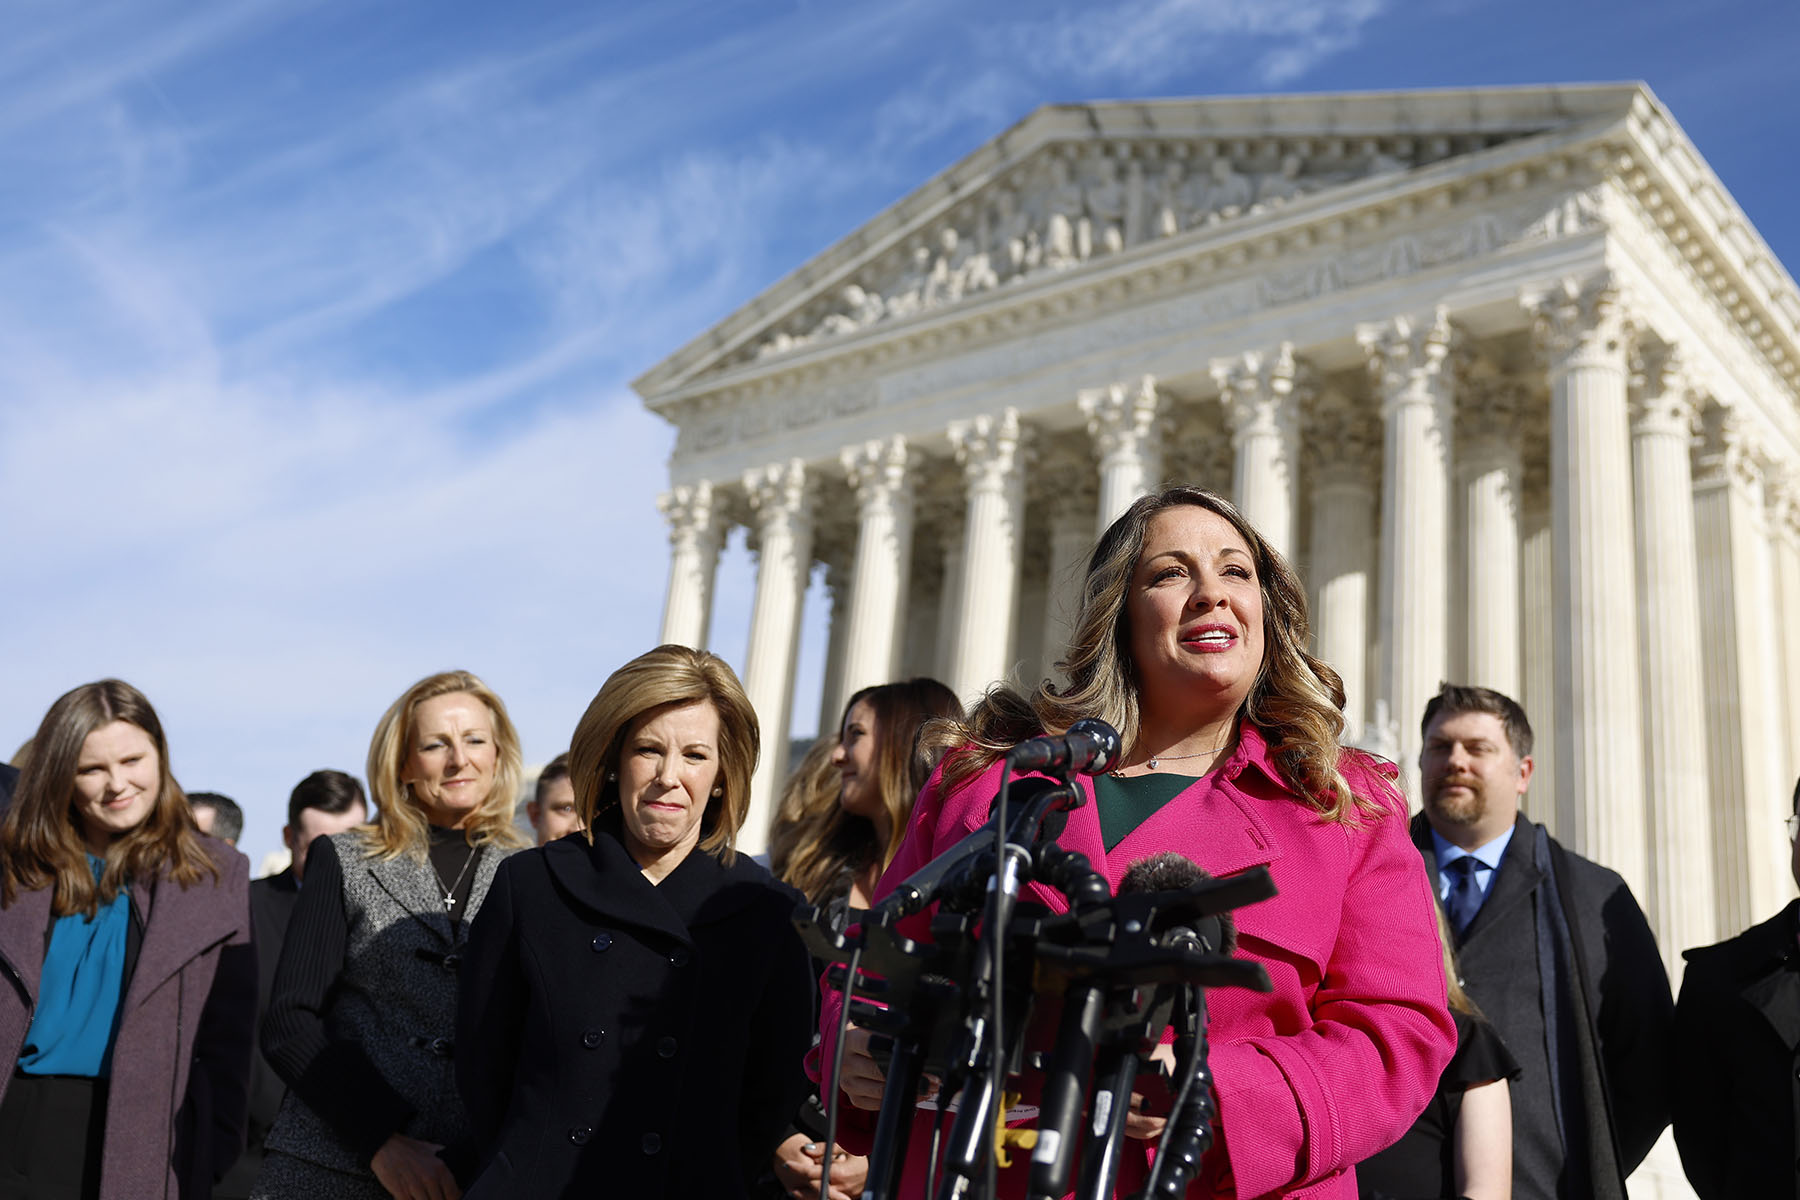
[989,759,1016,1198]
[925,1098,949,1196]
[819,941,863,1200]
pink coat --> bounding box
[818,724,1454,1199]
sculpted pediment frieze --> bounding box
[739,132,1520,366]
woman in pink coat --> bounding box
[822,486,1455,1199]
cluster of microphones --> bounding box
[796,719,1276,1200]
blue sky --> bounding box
[3,0,1794,864]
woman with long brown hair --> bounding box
[822,486,1456,1198]
[768,678,961,1200]
[256,670,529,1200]
[0,679,255,1200]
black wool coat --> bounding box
[1672,899,1800,1200]
[455,825,816,1199]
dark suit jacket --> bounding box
[0,762,17,808]
[456,825,816,1199]
[1412,813,1673,1200]
[1672,899,1800,1200]
[213,867,299,1198]
[0,837,256,1200]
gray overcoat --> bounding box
[0,838,256,1200]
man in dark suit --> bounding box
[214,770,367,1200]
[1672,772,1800,1199]
[1412,684,1674,1200]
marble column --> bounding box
[1771,476,1800,798]
[1041,484,1097,684]
[1694,408,1787,933]
[836,435,916,705]
[1307,390,1379,744]
[1359,310,1455,800]
[1212,345,1304,559]
[1518,443,1558,831]
[945,409,1028,705]
[740,459,814,854]
[816,557,851,735]
[1526,276,1647,898]
[1627,347,1715,963]
[656,480,726,649]
[1079,375,1163,529]
[1457,370,1523,698]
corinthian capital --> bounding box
[1356,308,1455,414]
[949,408,1027,492]
[1524,273,1629,373]
[1305,389,1379,487]
[1692,404,1769,494]
[1210,343,1309,445]
[1078,376,1162,461]
[1627,343,1702,438]
[743,459,812,536]
[657,480,726,553]
[1456,361,1528,451]
[841,435,911,509]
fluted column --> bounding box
[741,460,813,854]
[1041,481,1096,683]
[657,481,726,649]
[1627,347,1715,963]
[1079,376,1163,529]
[836,436,916,704]
[945,409,1028,704]
[1518,454,1558,831]
[1456,369,1523,697]
[1212,345,1305,558]
[1359,310,1455,799]
[1526,275,1646,897]
[1771,476,1800,800]
[1694,409,1787,932]
[816,557,851,734]
[1307,390,1379,744]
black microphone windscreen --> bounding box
[1120,851,1207,894]
[1119,852,1237,956]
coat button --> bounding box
[670,947,692,967]
[581,1029,604,1049]
[642,1132,662,1155]
[591,932,613,952]
[657,1036,678,1059]
[569,1126,593,1145]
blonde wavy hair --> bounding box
[568,645,758,865]
[360,670,529,861]
[935,486,1376,822]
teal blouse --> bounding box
[1092,771,1200,850]
[18,855,130,1078]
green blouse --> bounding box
[1092,771,1200,851]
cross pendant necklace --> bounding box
[431,846,480,913]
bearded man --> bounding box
[1411,684,1673,1200]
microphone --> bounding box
[1006,718,1123,777]
[1118,852,1236,956]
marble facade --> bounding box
[634,85,1800,1015]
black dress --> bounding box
[1356,1008,1520,1200]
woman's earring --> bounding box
[711,786,723,797]
[606,771,617,782]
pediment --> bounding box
[635,85,1649,402]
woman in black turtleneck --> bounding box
[256,671,529,1200]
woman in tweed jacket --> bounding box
[254,671,529,1200]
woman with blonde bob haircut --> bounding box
[0,679,254,1200]
[457,645,815,1199]
[822,486,1457,1199]
[258,670,529,1200]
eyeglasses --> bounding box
[1786,814,1799,841]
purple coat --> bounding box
[0,838,257,1200]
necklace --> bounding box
[1112,736,1232,779]
[429,844,481,913]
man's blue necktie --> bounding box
[1444,856,1483,936]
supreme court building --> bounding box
[634,84,1800,983]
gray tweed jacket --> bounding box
[261,833,513,1179]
